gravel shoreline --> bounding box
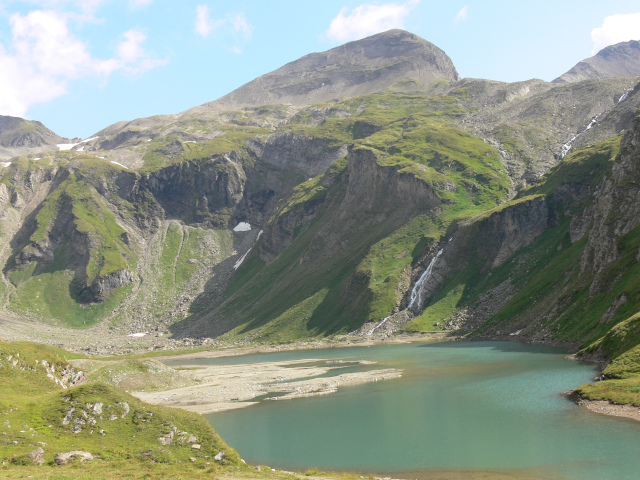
[572,397,640,422]
[133,357,402,414]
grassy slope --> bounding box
[401,135,627,337]
[200,92,512,342]
[0,340,377,480]
[1,155,139,326]
[109,223,235,327]
[574,312,640,405]
[1,153,237,328]
[0,339,245,476]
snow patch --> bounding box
[184,140,197,143]
[233,222,251,232]
[509,329,522,336]
[1,162,11,168]
[127,332,147,338]
[233,250,251,270]
[57,142,79,151]
[77,146,84,152]
[233,229,263,270]
[618,92,630,103]
[33,157,41,160]
[80,136,99,143]
[110,160,128,169]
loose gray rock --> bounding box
[29,447,45,465]
[120,402,130,418]
[55,450,94,465]
[214,451,225,461]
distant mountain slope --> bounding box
[554,40,640,83]
[0,115,66,159]
[189,29,460,113]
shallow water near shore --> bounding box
[175,341,640,480]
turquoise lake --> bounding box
[172,341,640,480]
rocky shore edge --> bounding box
[567,390,640,423]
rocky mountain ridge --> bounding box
[554,40,640,83]
[190,29,460,113]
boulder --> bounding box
[29,447,45,465]
[55,451,94,465]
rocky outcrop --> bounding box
[55,451,94,464]
[29,447,45,465]
[83,269,136,302]
[257,130,348,178]
[342,147,441,213]
[457,77,638,189]
[143,153,246,227]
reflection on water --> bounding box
[180,341,640,480]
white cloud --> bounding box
[591,13,640,54]
[194,6,253,54]
[130,0,153,7]
[232,13,252,40]
[0,9,166,118]
[22,0,107,15]
[454,6,468,23]
[195,5,223,38]
[324,0,420,43]
[115,28,167,74]
[195,6,252,43]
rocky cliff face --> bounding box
[142,153,247,227]
[579,116,640,295]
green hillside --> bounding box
[0,339,245,477]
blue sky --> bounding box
[1,0,640,139]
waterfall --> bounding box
[406,249,443,313]
[556,115,600,160]
[366,316,390,336]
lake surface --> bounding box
[175,341,640,480]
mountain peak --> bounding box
[192,29,459,112]
[553,39,640,83]
[0,115,64,159]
